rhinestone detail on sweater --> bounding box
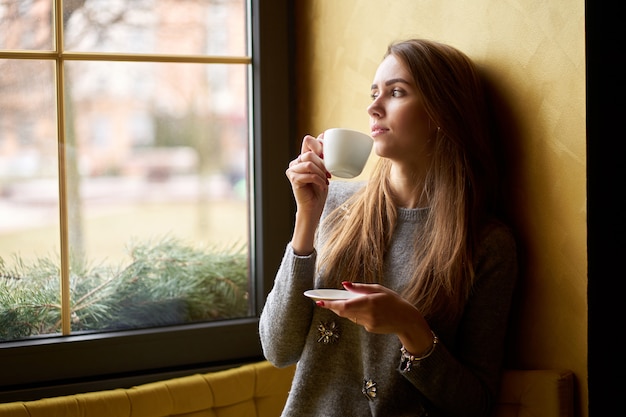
[317,321,340,344]
[362,379,377,401]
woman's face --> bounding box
[367,54,434,165]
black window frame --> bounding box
[0,0,296,402]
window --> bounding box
[0,0,295,401]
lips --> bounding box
[370,125,388,137]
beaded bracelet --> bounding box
[400,331,439,372]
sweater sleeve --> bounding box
[258,244,318,367]
[401,222,519,417]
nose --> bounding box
[367,97,383,119]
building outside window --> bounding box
[0,0,294,401]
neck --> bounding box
[389,164,429,209]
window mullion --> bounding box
[55,0,71,336]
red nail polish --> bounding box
[316,300,325,307]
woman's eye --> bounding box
[370,89,403,100]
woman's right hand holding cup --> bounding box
[286,134,331,255]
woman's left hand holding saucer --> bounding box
[315,282,419,334]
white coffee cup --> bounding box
[323,128,373,178]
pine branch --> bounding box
[0,237,249,340]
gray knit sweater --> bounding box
[259,180,518,417]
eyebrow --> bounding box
[370,78,411,90]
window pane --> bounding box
[0,0,54,51]
[0,59,60,341]
[64,0,247,56]
[63,60,250,333]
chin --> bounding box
[372,142,388,158]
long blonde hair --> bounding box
[318,39,498,321]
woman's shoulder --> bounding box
[474,218,518,273]
[478,218,516,249]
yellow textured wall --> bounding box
[293,0,587,416]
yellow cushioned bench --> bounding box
[0,362,573,417]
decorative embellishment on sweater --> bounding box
[317,321,340,344]
[362,379,377,401]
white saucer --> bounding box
[303,289,365,301]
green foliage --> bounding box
[0,238,249,341]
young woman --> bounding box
[259,38,518,417]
